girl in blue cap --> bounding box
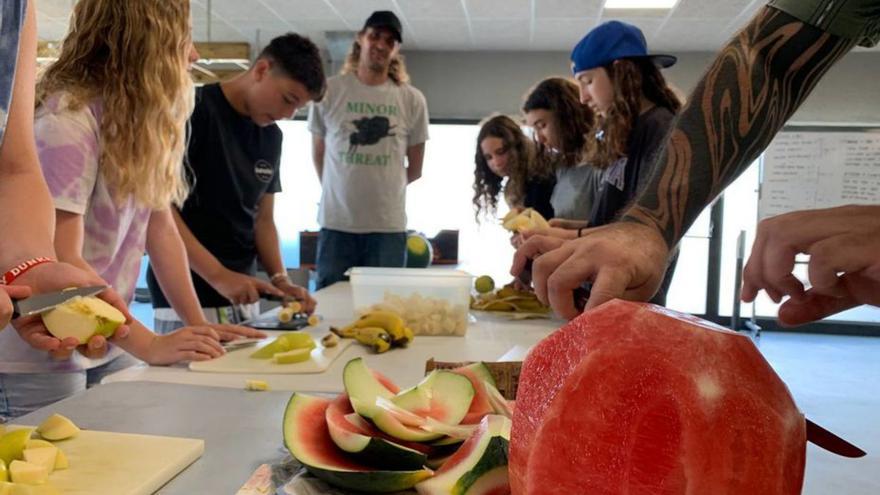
[573,20,682,305]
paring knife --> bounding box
[11,286,108,319]
[806,418,866,458]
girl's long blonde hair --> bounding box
[36,0,194,209]
[341,31,410,85]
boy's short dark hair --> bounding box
[259,33,327,102]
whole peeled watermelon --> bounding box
[510,299,806,495]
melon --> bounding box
[392,371,475,425]
[450,363,497,424]
[415,415,511,495]
[283,393,433,493]
[343,358,399,419]
[405,233,434,268]
[325,394,428,470]
[510,300,806,494]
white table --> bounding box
[98,282,880,494]
[104,282,559,392]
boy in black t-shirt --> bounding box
[147,34,327,332]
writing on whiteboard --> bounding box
[759,132,880,220]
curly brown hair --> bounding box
[522,77,593,169]
[584,58,682,168]
[473,115,548,220]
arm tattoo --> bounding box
[624,7,856,247]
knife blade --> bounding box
[806,417,866,458]
[11,285,108,319]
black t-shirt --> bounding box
[588,106,678,306]
[523,175,556,221]
[147,83,283,309]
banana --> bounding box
[354,310,406,343]
[353,326,392,353]
[330,325,358,339]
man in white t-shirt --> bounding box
[308,10,429,289]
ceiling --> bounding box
[36,0,879,56]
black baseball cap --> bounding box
[363,11,403,43]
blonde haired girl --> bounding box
[0,0,261,420]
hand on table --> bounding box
[146,325,226,365]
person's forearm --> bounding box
[170,208,228,284]
[406,143,425,184]
[255,218,285,277]
[312,137,325,184]
[114,318,159,361]
[0,0,55,270]
[146,210,208,325]
[623,7,855,248]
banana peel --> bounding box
[471,286,552,316]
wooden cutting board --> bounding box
[188,333,353,374]
[8,427,203,495]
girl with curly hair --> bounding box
[522,77,599,229]
[473,114,555,221]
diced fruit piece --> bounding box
[0,429,34,466]
[416,415,511,495]
[50,450,66,472]
[245,380,270,391]
[273,348,312,364]
[283,393,433,493]
[277,308,295,323]
[9,461,47,485]
[325,394,427,470]
[35,415,79,441]
[392,371,475,425]
[286,301,303,314]
[307,314,320,327]
[321,333,339,348]
[343,358,397,419]
[249,332,315,359]
[40,296,125,344]
[0,459,7,482]
[20,449,55,475]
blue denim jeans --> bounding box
[316,229,407,290]
[0,353,141,422]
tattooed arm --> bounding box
[511,7,859,319]
[624,7,856,245]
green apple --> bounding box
[20,449,55,475]
[41,296,125,345]
[35,415,79,442]
[272,347,312,364]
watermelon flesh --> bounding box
[510,300,806,495]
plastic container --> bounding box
[348,267,473,336]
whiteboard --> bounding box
[758,130,880,220]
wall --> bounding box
[404,50,880,125]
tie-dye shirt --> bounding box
[35,93,152,304]
[0,0,26,147]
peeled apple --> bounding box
[41,296,125,344]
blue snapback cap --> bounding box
[571,20,676,74]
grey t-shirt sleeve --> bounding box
[407,87,430,147]
[307,100,326,137]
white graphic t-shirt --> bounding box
[308,73,429,233]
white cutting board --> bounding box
[9,426,203,495]
[188,334,353,374]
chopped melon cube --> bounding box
[244,380,270,391]
[21,449,55,475]
[35,415,79,441]
[8,461,47,485]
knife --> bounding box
[11,286,108,319]
[517,259,589,311]
[806,418,866,458]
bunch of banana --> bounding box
[471,285,552,315]
[330,310,415,354]
[501,207,550,233]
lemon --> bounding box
[474,275,495,294]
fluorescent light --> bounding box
[604,0,678,8]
